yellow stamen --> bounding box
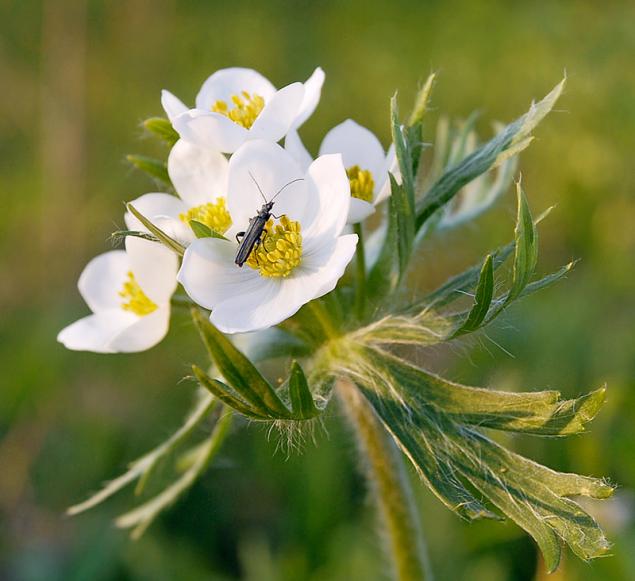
[346,165,375,203]
[211,91,265,129]
[179,198,232,236]
[246,215,302,278]
[119,271,158,316]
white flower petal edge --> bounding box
[164,67,323,154]
[178,143,357,334]
[58,238,177,353]
[167,139,229,207]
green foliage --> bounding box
[126,154,172,188]
[126,203,185,256]
[143,117,180,146]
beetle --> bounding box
[234,173,304,267]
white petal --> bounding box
[301,154,350,247]
[284,129,313,171]
[195,68,276,110]
[108,307,171,353]
[227,140,309,231]
[347,198,376,224]
[173,109,249,153]
[78,251,130,313]
[212,232,358,334]
[57,310,137,353]
[209,277,287,334]
[161,90,188,123]
[376,143,397,204]
[168,139,229,207]
[292,67,325,130]
[177,238,262,310]
[125,236,178,305]
[249,83,305,143]
[125,192,187,231]
[319,119,387,196]
[300,234,358,297]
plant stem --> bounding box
[337,380,431,581]
[306,299,339,340]
[353,222,367,320]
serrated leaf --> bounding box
[143,117,179,146]
[126,203,185,256]
[191,308,291,418]
[127,154,172,187]
[416,79,565,231]
[288,361,320,419]
[334,346,612,569]
[451,254,494,337]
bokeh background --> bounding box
[2,1,635,579]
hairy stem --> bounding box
[353,222,367,320]
[337,379,431,581]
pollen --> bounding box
[211,91,265,129]
[179,198,232,235]
[346,165,375,203]
[119,271,158,316]
[246,215,302,278]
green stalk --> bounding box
[353,222,367,320]
[337,380,431,581]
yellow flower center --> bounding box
[346,165,375,203]
[211,91,265,129]
[179,198,232,236]
[119,271,158,316]
[246,215,302,278]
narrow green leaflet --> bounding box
[67,391,216,515]
[415,79,565,231]
[189,219,228,240]
[126,203,185,256]
[288,361,320,419]
[127,154,172,188]
[116,406,233,539]
[192,308,291,418]
[451,254,494,337]
[143,116,180,146]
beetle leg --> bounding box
[235,231,245,243]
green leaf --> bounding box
[335,346,612,569]
[415,79,565,231]
[191,308,291,418]
[110,229,160,245]
[67,390,216,515]
[451,254,494,337]
[126,203,185,256]
[408,72,436,127]
[143,117,179,146]
[391,94,415,214]
[192,366,268,419]
[116,406,233,539]
[288,361,320,419]
[127,154,172,187]
[188,220,228,240]
[506,180,538,303]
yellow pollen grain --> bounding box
[179,198,232,235]
[119,271,157,316]
[346,165,375,203]
[246,215,302,278]
[211,91,265,129]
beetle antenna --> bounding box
[248,171,268,204]
[271,178,304,202]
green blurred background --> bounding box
[2,0,634,579]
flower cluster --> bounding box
[60,68,615,577]
[59,66,396,346]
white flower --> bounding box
[162,67,325,154]
[177,140,357,334]
[58,237,178,353]
[285,119,397,223]
[125,139,230,245]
